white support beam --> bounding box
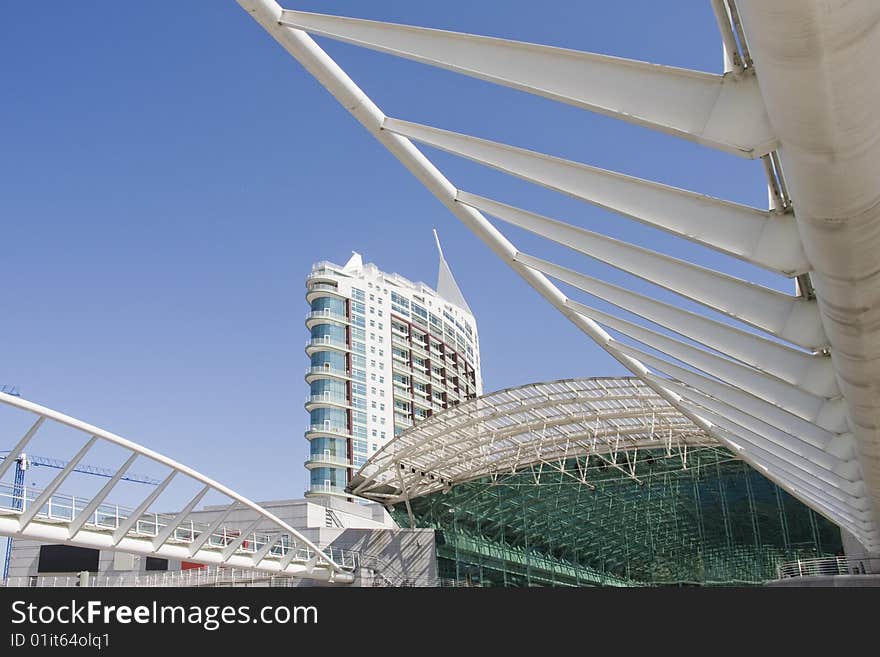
[573,302,836,424]
[278,541,302,570]
[19,437,98,529]
[728,454,875,533]
[187,501,238,557]
[676,400,864,498]
[237,0,880,544]
[221,517,263,561]
[516,249,825,351]
[711,431,874,527]
[552,276,837,398]
[111,471,176,546]
[711,0,743,73]
[387,122,801,273]
[252,534,283,567]
[659,377,859,480]
[68,452,139,538]
[0,416,45,480]
[152,485,210,550]
[456,188,805,277]
[620,341,849,435]
[702,438,875,543]
[701,424,869,518]
[278,9,777,157]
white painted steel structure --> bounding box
[349,377,722,507]
[236,1,880,550]
[0,392,355,583]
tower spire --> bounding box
[433,229,472,314]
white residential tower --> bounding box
[304,238,482,499]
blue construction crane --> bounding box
[1,451,160,580]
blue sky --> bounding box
[0,1,774,507]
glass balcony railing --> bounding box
[305,366,351,379]
[306,309,348,324]
[305,394,351,407]
[305,454,353,468]
[305,483,348,496]
[307,282,340,294]
[305,424,353,438]
[305,337,350,351]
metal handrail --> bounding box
[776,555,880,578]
[305,394,350,406]
[305,454,353,468]
[306,282,341,293]
[305,366,350,378]
[306,309,348,323]
[0,481,358,571]
[305,337,349,351]
[305,424,352,437]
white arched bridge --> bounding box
[237,0,880,551]
[0,391,355,583]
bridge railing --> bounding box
[776,556,880,579]
[0,481,358,572]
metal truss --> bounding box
[237,0,880,550]
[0,391,355,583]
[350,378,717,507]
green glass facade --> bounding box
[393,448,841,586]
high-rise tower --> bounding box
[304,241,481,499]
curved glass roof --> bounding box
[350,377,718,504]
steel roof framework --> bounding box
[350,378,716,504]
[0,392,355,583]
[237,0,880,550]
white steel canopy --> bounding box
[236,0,880,551]
[0,391,355,583]
[350,378,719,505]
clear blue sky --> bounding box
[0,1,774,505]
